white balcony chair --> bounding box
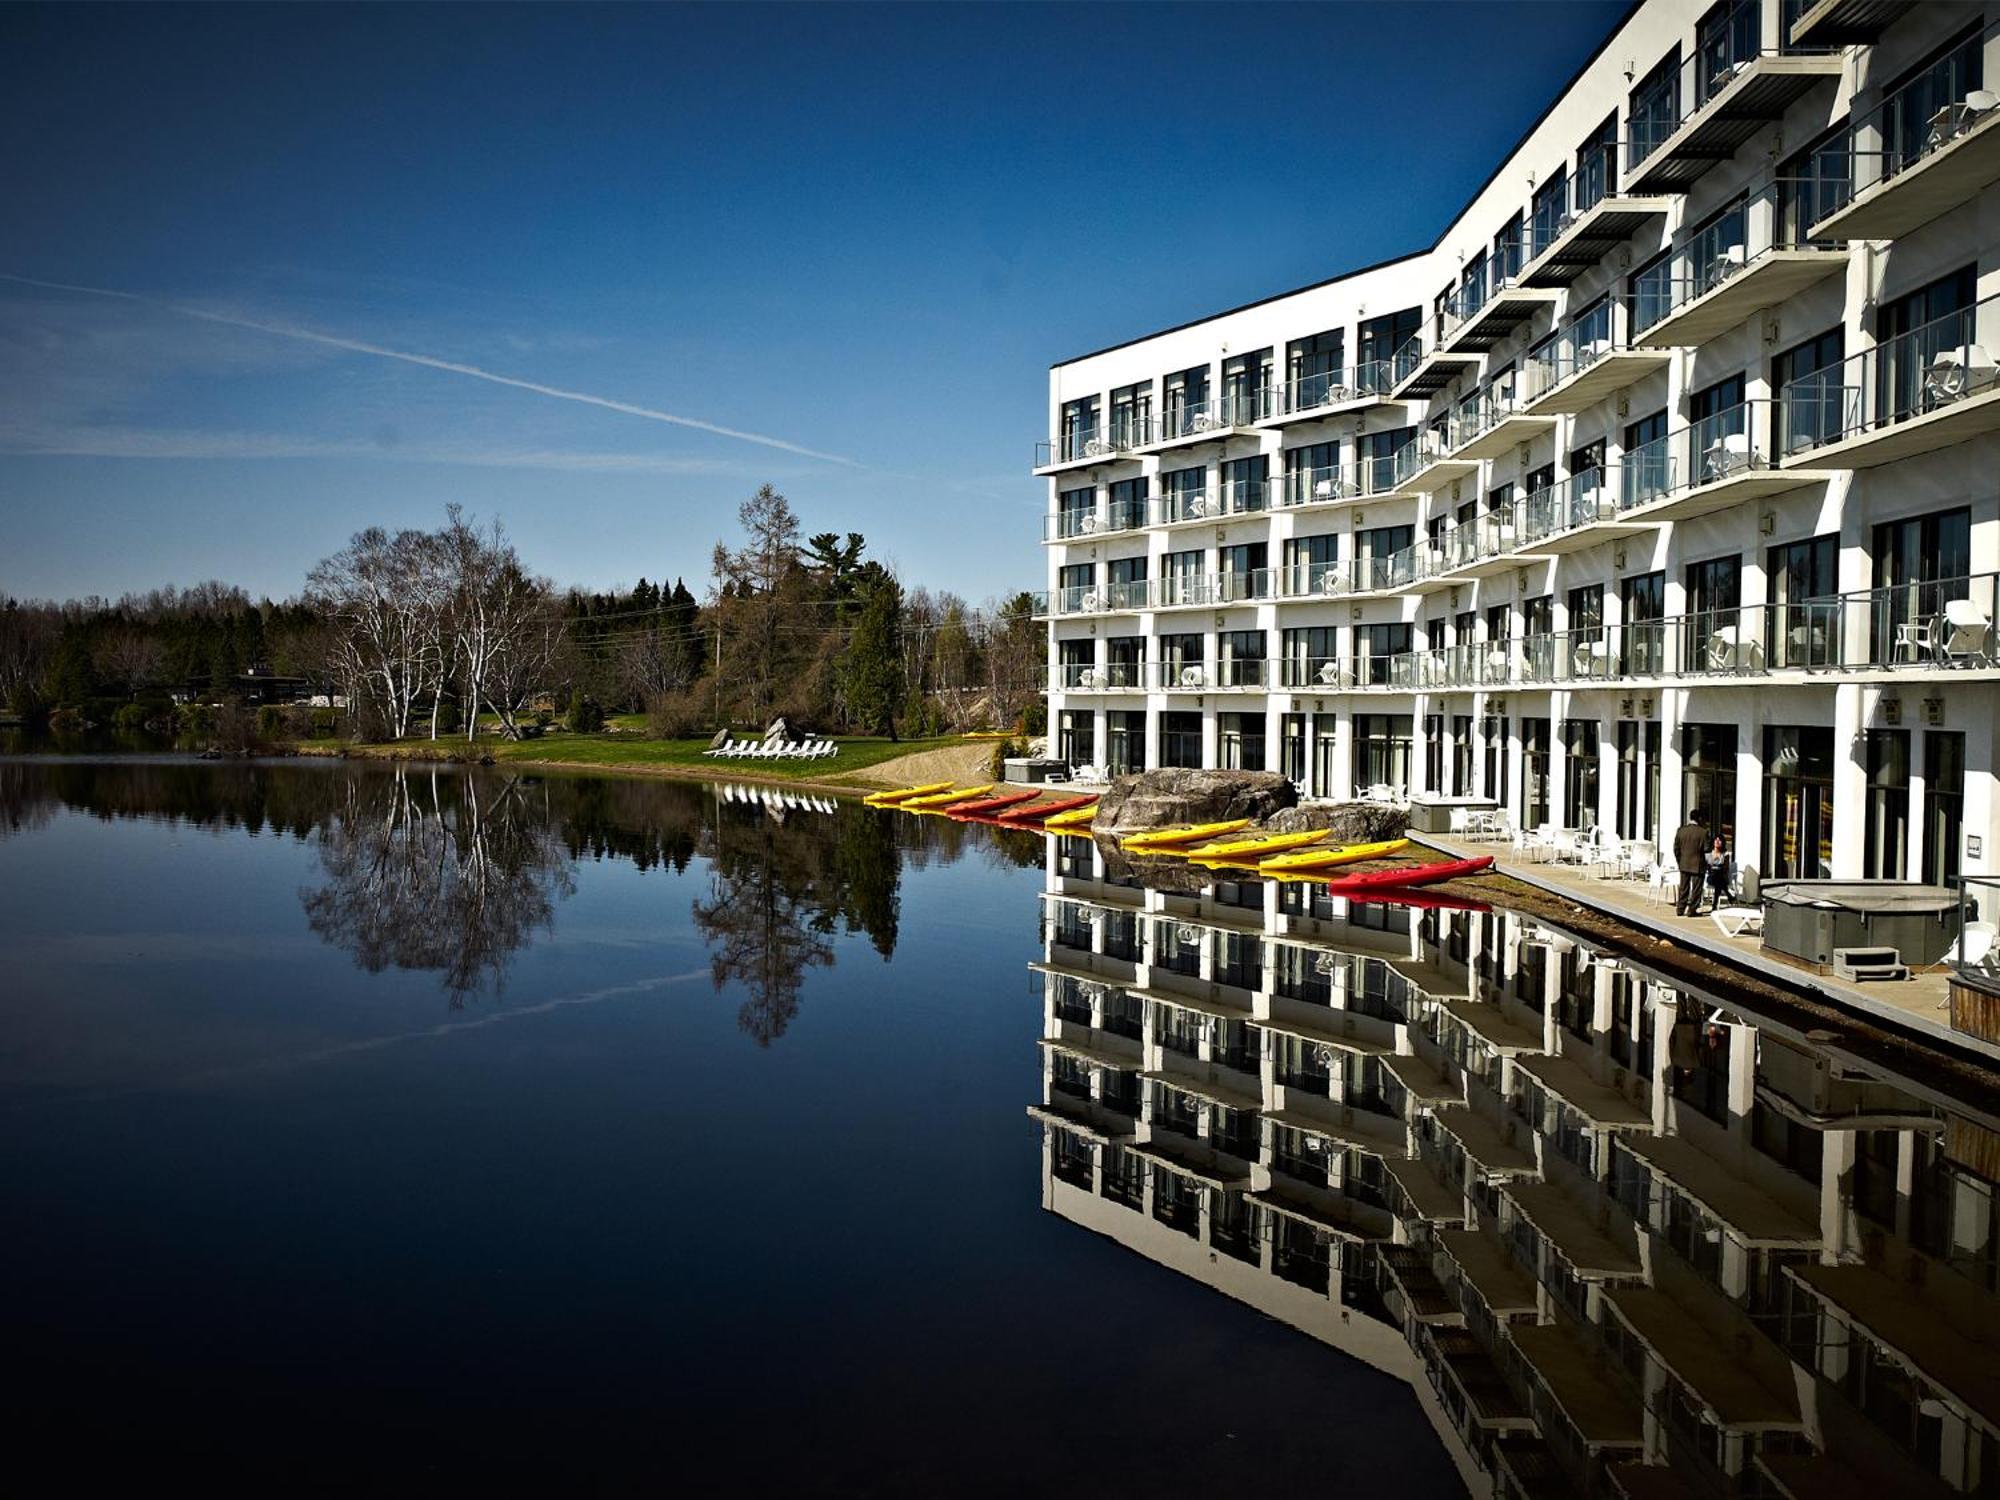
[1943,598,1993,666]
[1179,666,1206,689]
[1076,591,1103,613]
[1315,661,1341,686]
[1183,495,1208,520]
[1925,345,2000,403]
[1703,243,1747,292]
[1077,513,1101,535]
[1702,432,1752,481]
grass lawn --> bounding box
[337,731,983,783]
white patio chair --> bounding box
[1711,906,1763,939]
[1945,921,1999,968]
[1943,598,1993,666]
[1620,840,1655,880]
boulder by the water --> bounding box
[1265,801,1408,842]
[1094,768,1297,835]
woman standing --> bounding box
[1704,835,1732,913]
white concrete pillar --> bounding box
[1830,684,1866,881]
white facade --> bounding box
[1038,0,2000,893]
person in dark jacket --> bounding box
[1673,810,1709,916]
[1704,835,1732,913]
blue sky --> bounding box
[0,0,1627,605]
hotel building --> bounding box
[1029,843,2000,1495]
[1035,0,2000,891]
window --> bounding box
[1287,330,1345,409]
[1629,49,1682,167]
[1681,723,1737,850]
[1684,552,1741,673]
[1451,715,1474,796]
[1217,541,1268,601]
[1110,382,1151,447]
[1360,425,1415,492]
[1880,22,1985,171]
[1875,265,1976,428]
[1160,548,1204,608]
[1163,364,1211,436]
[1622,407,1671,507]
[1765,532,1836,668]
[1695,0,1759,108]
[1355,622,1413,686]
[1058,561,1095,596]
[1217,629,1266,689]
[1531,169,1569,256]
[1779,124,1848,247]
[1354,714,1413,793]
[1283,533,1340,596]
[1218,711,1265,770]
[1522,593,1554,680]
[1564,719,1601,829]
[1221,454,1268,516]
[1863,729,1910,880]
[1925,732,1965,887]
[1483,709,1510,806]
[1872,506,1972,664]
[1774,326,1845,456]
[1358,307,1420,385]
[1576,111,1617,210]
[1620,570,1665,676]
[1160,711,1202,769]
[1105,635,1144,690]
[1522,717,1551,827]
[1106,710,1146,774]
[1629,245,1673,335]
[1161,465,1207,523]
[1763,725,1835,880]
[1616,720,1661,841]
[1222,348,1271,424]
[1691,372,1747,479]
[1688,193,1749,298]
[1107,476,1146,531]
[1493,212,1524,285]
[1158,631,1204,679]
[1057,485,1094,538]
[1059,396,1099,460]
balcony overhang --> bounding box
[1436,542,1545,582]
[1406,453,1482,492]
[1813,108,2000,241]
[1635,247,1850,349]
[1438,287,1561,354]
[1629,55,1845,193]
[1521,196,1675,288]
[1032,446,1136,478]
[1527,515,1662,556]
[1455,412,1557,461]
[1788,0,1913,49]
[1523,350,1674,415]
[1779,384,2000,470]
[1389,349,1481,400]
[1627,464,1833,523]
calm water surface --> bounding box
[0,760,1457,1492]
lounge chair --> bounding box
[1711,906,1763,938]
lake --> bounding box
[0,759,1463,1492]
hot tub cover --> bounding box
[1760,881,1959,915]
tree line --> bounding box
[2,485,1043,742]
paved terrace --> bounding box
[1414,831,1986,1064]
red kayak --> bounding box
[948,788,1041,819]
[996,793,1097,824]
[1324,856,1495,895]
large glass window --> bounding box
[1059,396,1099,460]
[1159,711,1202,769]
[1681,723,1737,848]
[1107,477,1147,532]
[1355,622,1413,686]
[1695,0,1759,108]
[1109,382,1151,447]
[1161,466,1208,523]
[1684,553,1742,672]
[1531,169,1568,256]
[1163,365,1210,437]
[1219,712,1266,771]
[1765,532,1836,669]
[1623,407,1671,507]
[1564,719,1601,829]
[1523,717,1551,827]
[1763,725,1835,880]
[1576,112,1617,210]
[1621,570,1665,676]
[1875,265,1976,428]
[1774,326,1845,457]
[1106,710,1146,775]
[1880,22,1985,171]
[1221,348,1271,424]
[1283,533,1340,597]
[1629,50,1682,167]
[1221,454,1268,516]
[1287,330,1345,409]
[1359,425,1415,493]
[1863,729,1910,881]
[1354,714,1413,793]
[1616,720,1661,842]
[1925,732,1965,888]
[1217,629,1266,689]
[1357,308,1420,387]
[1282,626,1340,688]
[1873,506,1972,665]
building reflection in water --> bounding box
[1029,834,2000,1499]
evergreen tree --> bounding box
[840,566,904,737]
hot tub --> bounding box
[1759,881,1959,968]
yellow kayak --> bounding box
[1187,828,1329,861]
[863,780,953,806]
[1258,838,1410,873]
[901,784,992,810]
[1121,818,1251,851]
[1041,803,1100,829]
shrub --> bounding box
[565,691,605,733]
[1021,699,1047,736]
[48,705,87,736]
[256,705,287,742]
[175,702,216,739]
[112,703,153,734]
[646,690,710,740]
[309,708,342,738]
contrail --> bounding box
[0,272,861,467]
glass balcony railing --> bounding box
[1156,488,1213,524]
[1626,0,1828,174]
[1272,363,1393,418]
[1218,478,1270,517]
[1524,300,1616,399]
[1157,394,1263,441]
[1955,876,2000,994]
[1153,482,1265,524]
[1628,179,1844,338]
[1280,462,1366,508]
[1437,242,1531,344]
[1154,659,1209,690]
[1517,467,1617,546]
[1045,497,1147,541]
[1051,661,1147,691]
[1777,290,2000,459]
[1524,145,1627,262]
[1036,428,1141,467]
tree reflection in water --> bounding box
[301,767,574,1002]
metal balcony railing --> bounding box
[1437,240,1531,344]
[1517,467,1617,546]
[1524,299,1615,399]
[1628,178,1844,338]
[1524,144,1625,262]
[1281,462,1366,509]
[1045,495,1148,541]
[1036,427,1141,467]
[1272,362,1394,418]
[1777,291,2000,458]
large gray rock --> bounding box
[1265,801,1407,842]
[1094,768,1297,835]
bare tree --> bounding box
[305,527,445,741]
[94,628,165,698]
[442,508,563,740]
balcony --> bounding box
[1033,427,1145,474]
[1043,494,1148,543]
[1044,579,1151,618]
[1430,511,1525,581]
[1402,424,1483,493]
[1788,0,1912,49]
[1277,461,1369,512]
[1521,161,1673,289]
[1153,568,1275,612]
[1515,467,1660,554]
[1387,332,1481,400]
[1260,364,1392,427]
[1620,400,1832,523]
[1523,333,1671,417]
[1436,253,1561,355]
[1632,184,1848,348]
[1449,392,1557,462]
[1626,23,1841,194]
[1051,661,1147,693]
[1814,33,2000,241]
[1141,395,1262,453]
[1776,291,2000,469]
